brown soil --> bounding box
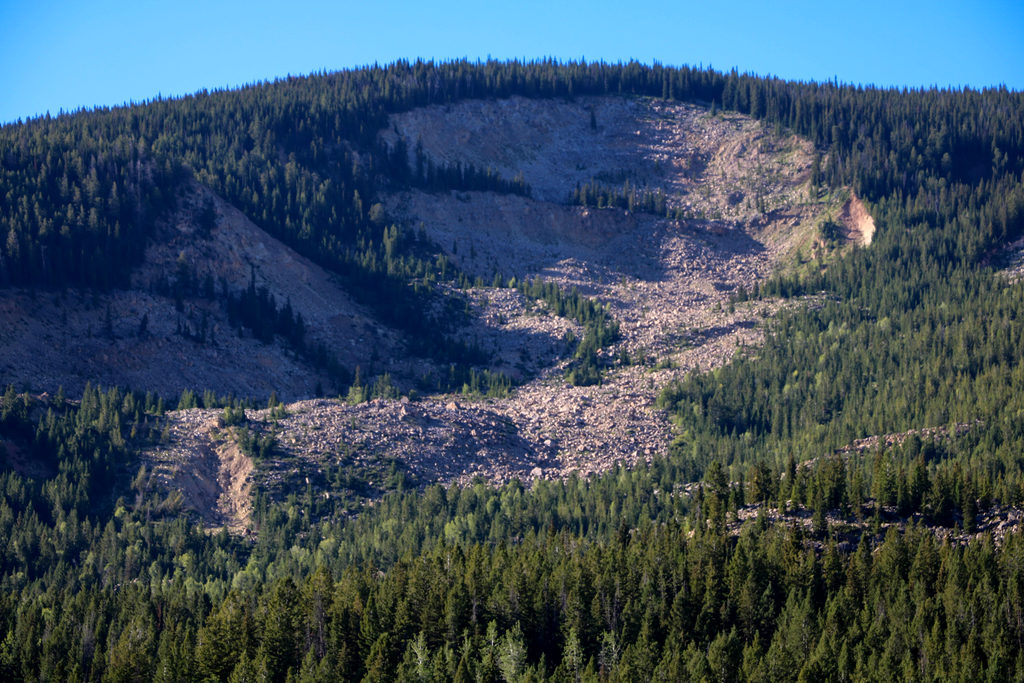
[145,409,254,532]
[839,194,876,246]
[215,439,254,533]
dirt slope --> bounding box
[839,194,876,246]
[143,408,254,532]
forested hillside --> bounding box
[1,60,1024,681]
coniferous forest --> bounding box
[2,59,1024,680]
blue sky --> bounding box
[1,0,1022,124]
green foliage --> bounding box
[176,388,198,410]
[512,276,620,386]
[221,403,247,427]
[2,382,1024,681]
[459,367,512,399]
[237,424,277,460]
[410,153,532,197]
[818,217,842,245]
[370,373,398,400]
[570,178,671,217]
[346,366,369,405]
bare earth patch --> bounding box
[143,409,254,532]
[839,194,876,246]
[215,439,254,533]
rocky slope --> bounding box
[129,94,872,528]
[0,181,402,400]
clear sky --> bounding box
[1,0,1022,124]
